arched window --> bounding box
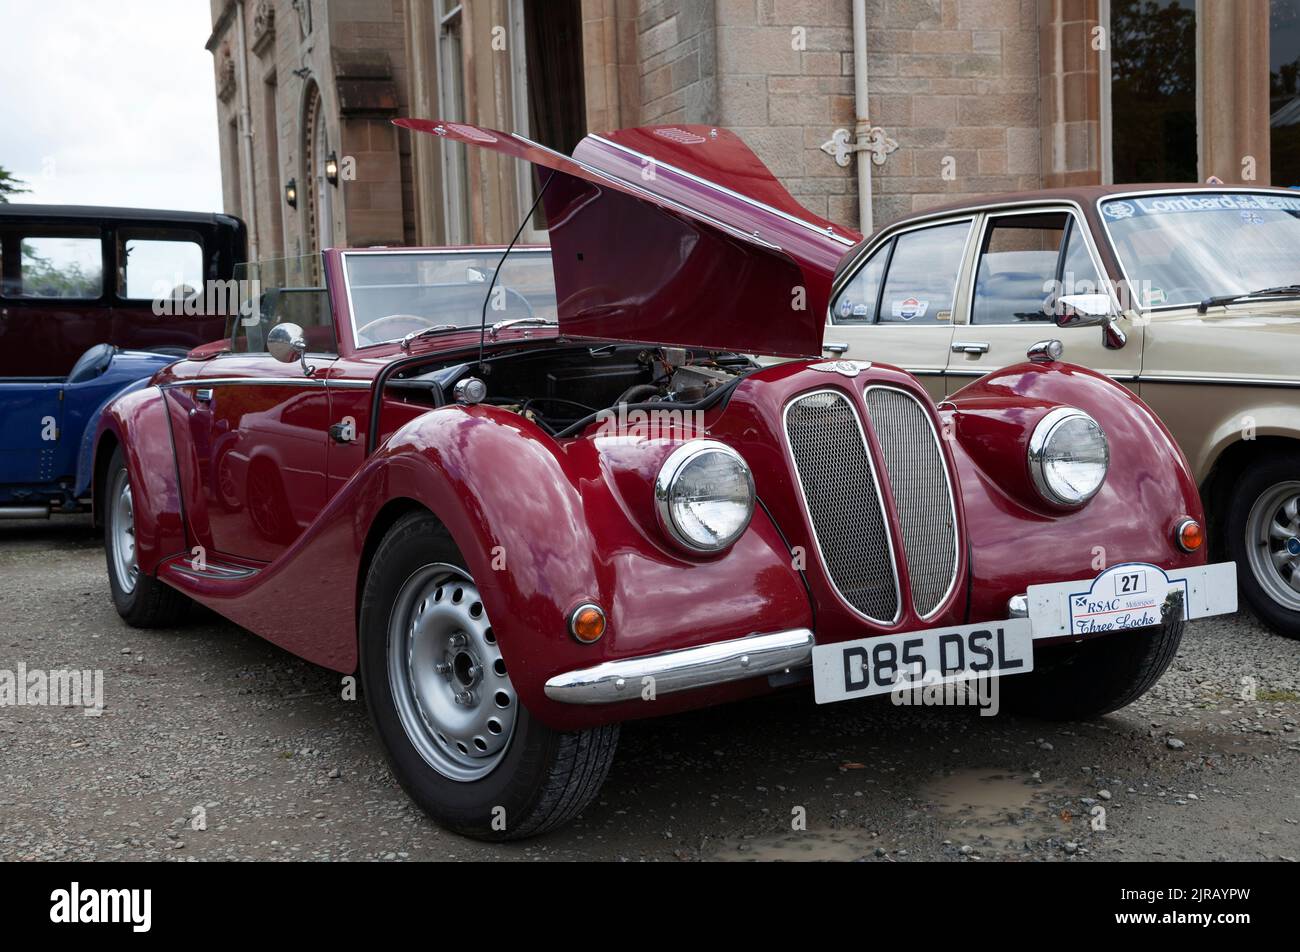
[301,81,334,253]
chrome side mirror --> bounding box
[267,322,314,376]
[1054,293,1127,350]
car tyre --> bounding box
[1223,453,1300,639]
[359,509,618,840]
[104,446,191,628]
[1001,596,1184,720]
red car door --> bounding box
[187,354,333,564]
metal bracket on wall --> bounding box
[820,126,899,168]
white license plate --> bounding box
[812,618,1034,704]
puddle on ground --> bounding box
[711,829,874,862]
[708,769,1075,861]
[923,769,1072,849]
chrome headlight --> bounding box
[1028,407,1109,506]
[654,441,756,553]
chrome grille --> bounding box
[784,390,899,622]
[865,387,958,617]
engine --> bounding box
[386,343,757,436]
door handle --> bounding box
[823,341,849,355]
[195,388,214,403]
[329,421,356,444]
[951,341,990,355]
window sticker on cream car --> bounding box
[1103,193,1300,219]
[892,297,928,320]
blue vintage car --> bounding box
[0,345,183,515]
[0,205,245,518]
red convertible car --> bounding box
[96,121,1236,840]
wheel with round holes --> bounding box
[358,510,618,840]
[103,446,191,628]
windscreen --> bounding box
[343,248,557,348]
[1101,192,1300,308]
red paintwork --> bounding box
[395,119,826,358]
[572,126,857,316]
[95,122,1208,732]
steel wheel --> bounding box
[1245,480,1300,612]
[386,563,516,782]
[109,466,139,595]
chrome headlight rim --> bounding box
[654,440,756,554]
[1028,406,1110,507]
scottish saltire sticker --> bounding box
[1066,564,1185,635]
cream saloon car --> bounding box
[825,185,1300,638]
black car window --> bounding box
[878,221,970,325]
[972,212,1069,324]
[830,244,887,324]
[118,228,205,301]
[2,226,103,299]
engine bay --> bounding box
[385,343,758,436]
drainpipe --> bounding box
[852,0,873,234]
[234,0,259,263]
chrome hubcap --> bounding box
[387,564,516,782]
[1246,481,1300,611]
[109,468,139,595]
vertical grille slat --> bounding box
[864,387,958,617]
[784,391,899,622]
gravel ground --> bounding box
[1,516,1298,862]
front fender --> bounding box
[93,386,186,573]
[945,361,1206,621]
[77,376,154,498]
[156,404,812,730]
[365,406,814,727]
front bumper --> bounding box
[543,628,814,705]
[543,561,1238,705]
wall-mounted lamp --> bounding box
[285,178,298,208]
[325,151,339,187]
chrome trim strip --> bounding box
[159,377,373,390]
[589,134,857,247]
[168,561,258,581]
[864,385,960,620]
[543,628,814,704]
[945,368,1140,382]
[1137,374,1300,389]
[782,388,903,625]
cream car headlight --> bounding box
[1028,407,1109,506]
[655,441,755,553]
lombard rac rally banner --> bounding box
[1102,192,1300,221]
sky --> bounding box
[0,0,223,212]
